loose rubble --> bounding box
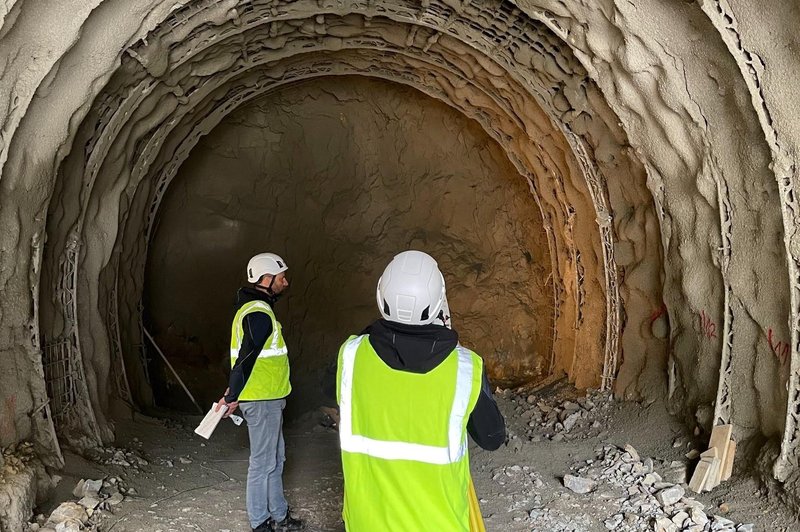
[24,475,132,532]
[85,445,148,469]
[497,385,614,447]
[1,442,36,477]
[564,443,753,531]
[477,384,763,531]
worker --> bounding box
[333,250,506,531]
[216,252,305,532]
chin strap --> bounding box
[254,279,281,301]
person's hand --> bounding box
[216,390,238,418]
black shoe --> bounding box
[272,514,305,531]
[252,518,273,532]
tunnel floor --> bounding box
[29,383,796,532]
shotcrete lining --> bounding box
[516,0,790,437]
[0,0,794,502]
[34,4,664,448]
[696,0,800,481]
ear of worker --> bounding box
[688,424,735,493]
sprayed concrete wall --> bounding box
[144,76,554,409]
[1,0,800,528]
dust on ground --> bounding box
[28,381,799,531]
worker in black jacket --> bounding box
[216,252,304,532]
[325,250,506,530]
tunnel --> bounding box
[1,0,800,530]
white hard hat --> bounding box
[376,250,446,325]
[247,252,288,283]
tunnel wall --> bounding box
[145,76,555,408]
[2,0,800,527]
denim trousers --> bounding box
[240,399,288,527]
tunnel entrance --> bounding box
[141,76,555,416]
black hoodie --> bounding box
[225,286,279,403]
[323,319,506,451]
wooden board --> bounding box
[708,424,733,486]
[704,457,722,492]
[689,457,714,493]
[721,439,736,481]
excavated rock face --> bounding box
[144,77,554,408]
[2,0,800,527]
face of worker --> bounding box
[261,272,289,294]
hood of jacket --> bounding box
[363,318,459,374]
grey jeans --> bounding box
[240,399,288,528]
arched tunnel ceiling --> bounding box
[2,0,800,501]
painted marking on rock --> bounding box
[699,310,717,339]
[768,328,790,366]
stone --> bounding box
[712,516,735,528]
[44,503,88,529]
[672,511,689,527]
[111,450,131,467]
[656,485,685,506]
[643,472,661,485]
[653,516,678,532]
[77,496,99,510]
[663,463,688,484]
[179,457,192,464]
[562,411,581,432]
[604,514,623,529]
[71,480,85,498]
[563,475,595,494]
[624,444,640,462]
[691,507,708,525]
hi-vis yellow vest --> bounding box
[230,300,291,400]
[336,334,483,532]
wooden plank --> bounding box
[721,439,736,481]
[708,424,733,485]
[700,448,718,459]
[689,457,714,493]
[704,457,722,491]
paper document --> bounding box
[195,402,228,439]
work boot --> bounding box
[252,518,273,532]
[271,513,305,531]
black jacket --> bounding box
[324,319,506,451]
[225,286,278,403]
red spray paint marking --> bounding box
[699,311,717,339]
[768,328,790,365]
[650,304,667,323]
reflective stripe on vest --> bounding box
[338,334,475,465]
[230,299,291,401]
[229,301,287,360]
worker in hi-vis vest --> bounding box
[216,253,305,532]
[334,250,506,531]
